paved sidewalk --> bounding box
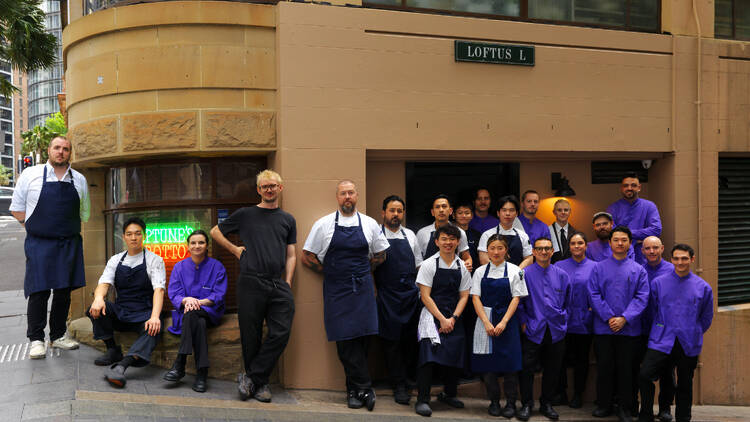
[0,289,748,422]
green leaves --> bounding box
[21,112,67,162]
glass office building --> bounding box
[28,0,63,130]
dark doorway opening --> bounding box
[405,162,520,231]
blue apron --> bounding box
[374,226,419,341]
[422,229,439,259]
[24,166,85,297]
[111,251,154,323]
[470,263,522,373]
[322,212,379,342]
[418,257,466,368]
[496,227,524,266]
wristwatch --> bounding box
[451,314,460,320]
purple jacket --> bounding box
[586,239,635,262]
[642,259,675,333]
[518,214,549,246]
[588,256,649,336]
[555,257,596,335]
[469,214,500,234]
[167,256,228,335]
[606,198,662,264]
[517,263,571,345]
[648,271,713,357]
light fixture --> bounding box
[551,172,576,197]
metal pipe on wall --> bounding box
[692,0,704,404]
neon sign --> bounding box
[143,223,198,262]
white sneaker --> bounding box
[29,340,47,359]
[50,335,79,350]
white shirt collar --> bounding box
[45,162,72,181]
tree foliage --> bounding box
[0,0,58,98]
[21,112,67,163]
[0,164,10,186]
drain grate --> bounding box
[0,342,61,362]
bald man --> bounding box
[638,237,676,422]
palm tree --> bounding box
[22,124,52,162]
[0,0,58,99]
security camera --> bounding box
[641,160,653,169]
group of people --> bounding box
[9,136,713,422]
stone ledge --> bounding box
[69,314,275,383]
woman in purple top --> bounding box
[163,230,228,392]
[553,232,596,409]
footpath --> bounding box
[0,289,748,422]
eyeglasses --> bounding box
[534,246,553,252]
[259,184,279,191]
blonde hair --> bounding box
[256,169,282,186]
[553,198,570,209]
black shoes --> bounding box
[540,403,560,420]
[501,401,517,418]
[255,383,272,403]
[657,408,673,422]
[517,403,532,421]
[415,402,432,417]
[617,406,633,422]
[593,406,614,417]
[347,390,363,409]
[436,392,464,408]
[163,357,186,382]
[237,373,256,401]
[488,400,502,417]
[105,364,127,388]
[394,384,411,405]
[551,393,569,406]
[361,389,376,411]
[94,346,123,366]
[192,369,207,393]
[569,394,583,409]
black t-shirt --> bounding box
[218,206,297,276]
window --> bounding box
[716,0,750,40]
[106,158,266,312]
[365,0,660,32]
[718,157,750,306]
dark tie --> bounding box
[560,228,567,254]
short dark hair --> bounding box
[474,187,491,199]
[122,217,146,233]
[622,172,640,183]
[486,234,509,250]
[454,200,473,212]
[521,190,539,202]
[382,195,405,211]
[610,225,633,242]
[435,223,461,240]
[534,236,552,247]
[187,229,209,244]
[671,243,695,258]
[568,231,587,245]
[433,193,451,207]
[497,195,520,213]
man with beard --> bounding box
[10,136,89,358]
[607,173,662,264]
[586,212,634,262]
[416,194,472,271]
[374,195,422,404]
[211,170,297,403]
[302,180,389,411]
[469,187,499,234]
[518,190,549,246]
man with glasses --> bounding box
[211,170,297,403]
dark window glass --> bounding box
[216,161,263,201]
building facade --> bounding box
[28,0,64,130]
[61,0,750,404]
[1,58,14,184]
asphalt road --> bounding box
[0,216,25,292]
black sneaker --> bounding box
[105,364,126,388]
[347,390,364,409]
[394,384,411,405]
[437,392,464,408]
[415,402,432,417]
[501,401,517,418]
[94,346,123,366]
[488,400,502,417]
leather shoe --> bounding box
[488,400,501,416]
[437,392,464,408]
[192,372,207,393]
[593,407,614,417]
[617,406,633,422]
[516,404,532,421]
[105,364,126,388]
[540,403,560,420]
[347,390,363,409]
[657,409,673,422]
[415,402,432,417]
[163,360,186,382]
[95,346,123,366]
[255,383,272,403]
[361,389,376,411]
[394,385,411,405]
[501,401,516,418]
[569,394,583,409]
[237,373,255,400]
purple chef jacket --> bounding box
[555,257,596,335]
[586,238,635,262]
[648,271,713,357]
[517,263,571,344]
[606,198,662,264]
[641,259,675,334]
[470,214,500,234]
[167,256,228,335]
[518,214,549,246]
[588,256,649,336]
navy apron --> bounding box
[111,251,154,323]
[374,226,419,341]
[470,263,522,373]
[24,166,85,298]
[418,257,466,368]
[496,227,524,266]
[322,212,379,341]
[422,229,439,259]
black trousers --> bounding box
[416,362,459,403]
[87,301,159,365]
[634,335,676,412]
[381,324,418,388]
[178,309,211,369]
[557,333,593,397]
[483,372,519,402]
[27,288,71,342]
[639,340,698,422]
[336,336,372,391]
[520,328,566,406]
[237,274,295,386]
[594,334,638,412]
